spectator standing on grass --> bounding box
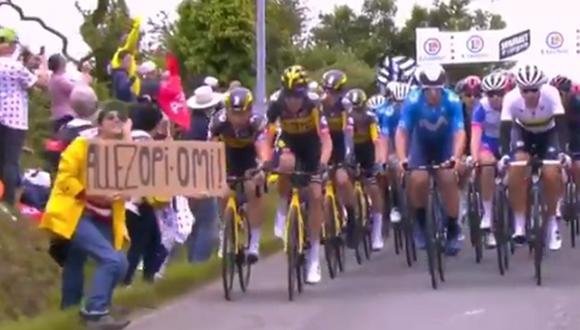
[123,101,170,285]
[0,27,48,205]
[40,107,133,330]
[111,50,136,103]
[182,85,223,263]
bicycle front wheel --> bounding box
[237,214,252,292]
[323,196,338,279]
[425,191,438,290]
[221,207,236,301]
[493,186,507,275]
[354,187,366,265]
[468,184,483,264]
[531,188,544,286]
[286,205,303,301]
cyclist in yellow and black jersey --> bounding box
[208,87,269,263]
[344,88,386,251]
[319,69,359,249]
[263,65,333,284]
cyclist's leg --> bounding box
[508,125,530,243]
[479,142,498,230]
[238,154,265,260]
[435,138,461,255]
[407,137,430,248]
[273,140,293,238]
[358,143,384,250]
[303,148,324,284]
[331,134,357,247]
[539,129,563,250]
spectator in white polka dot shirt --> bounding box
[0,27,49,204]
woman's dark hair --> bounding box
[129,101,163,132]
[48,54,65,72]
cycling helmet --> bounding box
[515,64,546,89]
[281,65,308,92]
[367,94,387,110]
[550,74,572,92]
[481,73,507,92]
[387,81,410,102]
[225,87,253,112]
[321,69,347,91]
[415,64,446,88]
[308,81,320,94]
[344,88,368,109]
[461,75,481,94]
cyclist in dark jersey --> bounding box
[264,65,332,284]
[208,87,269,264]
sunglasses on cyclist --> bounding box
[485,90,505,98]
[521,88,539,94]
[463,92,481,98]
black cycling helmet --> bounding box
[343,88,368,110]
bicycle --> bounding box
[405,162,449,290]
[383,163,403,255]
[350,164,375,265]
[563,163,578,248]
[465,163,496,264]
[322,165,346,279]
[269,169,317,301]
[492,165,513,276]
[399,173,417,267]
[221,172,262,301]
[505,156,561,286]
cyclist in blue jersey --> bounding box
[395,64,466,256]
[470,73,507,248]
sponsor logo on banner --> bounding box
[542,31,568,54]
[466,35,484,53]
[423,38,442,55]
[499,30,531,60]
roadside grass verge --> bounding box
[0,194,282,330]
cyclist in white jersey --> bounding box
[499,64,569,250]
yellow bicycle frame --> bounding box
[353,180,368,227]
[284,187,305,254]
[324,179,343,237]
[224,194,243,254]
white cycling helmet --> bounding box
[414,64,446,88]
[481,73,507,92]
[308,80,319,93]
[515,64,546,89]
[387,81,411,101]
[367,94,386,110]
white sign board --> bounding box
[416,27,580,65]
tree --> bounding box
[171,0,255,86]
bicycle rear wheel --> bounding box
[468,184,483,264]
[425,191,438,290]
[323,196,338,279]
[566,181,577,248]
[237,214,252,292]
[221,208,236,301]
[363,195,372,260]
[286,205,302,301]
[531,188,544,286]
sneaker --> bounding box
[548,222,562,251]
[512,225,526,245]
[246,242,260,264]
[480,215,492,230]
[390,208,402,224]
[414,226,427,250]
[445,223,462,256]
[305,259,322,284]
[371,229,384,251]
[485,232,497,249]
[84,315,131,330]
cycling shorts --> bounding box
[330,132,346,165]
[408,131,453,167]
[354,142,375,172]
[226,147,257,177]
[480,135,500,159]
[277,133,321,174]
[510,125,559,160]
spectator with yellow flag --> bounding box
[110,16,142,96]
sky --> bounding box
[1,0,579,78]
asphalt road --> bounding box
[129,229,580,330]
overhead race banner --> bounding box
[86,140,227,198]
[416,27,580,64]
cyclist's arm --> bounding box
[500,93,514,155]
[263,103,281,161]
[395,102,413,161]
[449,99,466,161]
[550,86,569,153]
[253,116,270,164]
[470,105,485,160]
[369,113,385,163]
[317,108,332,165]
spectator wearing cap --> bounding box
[0,27,49,205]
[111,50,136,103]
[47,54,77,132]
[181,85,223,262]
[138,60,160,101]
[203,76,219,91]
[40,106,132,329]
[123,102,170,285]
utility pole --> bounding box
[255,0,267,114]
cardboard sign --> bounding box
[86,140,227,198]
